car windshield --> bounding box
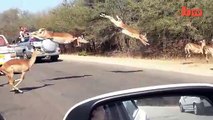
[0,36,7,46]
[0,0,212,120]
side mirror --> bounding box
[0,114,5,120]
[64,84,213,120]
[91,96,213,120]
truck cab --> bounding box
[13,37,60,62]
[0,35,17,66]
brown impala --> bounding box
[184,39,206,58]
[30,28,89,46]
[100,13,149,46]
[0,50,40,93]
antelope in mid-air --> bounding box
[184,39,206,58]
[99,13,149,46]
[0,50,39,93]
[30,28,89,47]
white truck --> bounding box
[179,96,212,115]
[13,37,60,61]
[0,35,17,66]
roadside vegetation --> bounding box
[0,0,213,58]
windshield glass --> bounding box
[0,36,7,46]
[0,0,212,120]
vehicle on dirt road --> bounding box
[12,37,60,62]
[179,96,212,115]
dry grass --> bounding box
[59,54,213,77]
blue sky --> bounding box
[1,0,63,13]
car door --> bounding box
[180,96,191,110]
[184,96,200,110]
[15,39,30,55]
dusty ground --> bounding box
[59,54,213,77]
[2,55,213,120]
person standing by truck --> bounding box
[23,27,30,38]
[19,26,25,42]
[19,26,30,42]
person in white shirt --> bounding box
[19,26,25,42]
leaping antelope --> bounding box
[184,39,206,58]
[30,28,89,47]
[0,50,39,93]
[99,13,149,46]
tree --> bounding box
[0,0,212,57]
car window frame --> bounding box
[0,36,7,47]
[122,100,139,119]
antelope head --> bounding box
[37,28,46,34]
[199,39,206,47]
[30,28,51,39]
[100,13,107,18]
[77,35,89,44]
[29,31,41,39]
[100,13,124,28]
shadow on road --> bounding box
[0,72,23,75]
[0,82,8,87]
[11,83,54,93]
[185,110,213,116]
[35,59,63,64]
[182,62,194,65]
[110,70,143,73]
[45,75,92,81]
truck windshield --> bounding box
[29,37,43,42]
[0,36,7,46]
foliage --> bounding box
[0,0,212,57]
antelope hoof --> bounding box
[0,72,4,75]
[14,90,24,94]
[15,79,21,82]
[19,90,24,94]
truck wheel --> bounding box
[193,103,204,115]
[51,55,59,62]
[23,52,28,59]
[179,103,185,112]
[36,57,42,63]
